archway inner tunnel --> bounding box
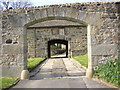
[48,40,68,58]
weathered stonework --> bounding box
[27,25,87,58]
[0,1,119,77]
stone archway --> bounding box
[23,7,104,79]
[2,2,119,79]
[48,39,68,58]
[25,17,91,78]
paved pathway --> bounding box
[51,52,66,58]
[30,58,86,80]
[13,58,111,88]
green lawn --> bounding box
[0,58,45,89]
[0,77,18,89]
[27,58,45,71]
[74,54,88,68]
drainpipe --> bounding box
[86,25,94,78]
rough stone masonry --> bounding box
[0,1,120,77]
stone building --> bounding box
[0,1,119,78]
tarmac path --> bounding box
[13,58,113,88]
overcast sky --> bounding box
[30,0,111,6]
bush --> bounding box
[94,58,120,87]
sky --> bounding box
[0,0,117,7]
[30,0,110,6]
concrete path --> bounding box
[13,58,111,88]
[51,52,66,58]
[30,58,86,80]
[13,78,110,88]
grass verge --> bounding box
[73,54,88,68]
[1,58,45,89]
[94,58,120,87]
[27,58,45,71]
[0,77,18,89]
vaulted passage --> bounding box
[48,40,68,58]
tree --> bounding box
[0,0,32,10]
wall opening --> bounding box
[26,17,89,76]
[48,39,68,58]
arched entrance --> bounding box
[48,40,68,58]
[12,6,103,79]
[2,3,117,79]
[23,15,94,79]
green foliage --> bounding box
[51,44,57,49]
[94,58,120,87]
[0,77,18,89]
[74,54,88,68]
[27,58,45,71]
[68,54,71,58]
[51,44,66,50]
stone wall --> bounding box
[1,9,27,77]
[0,11,2,76]
[27,25,87,58]
[116,2,120,60]
[0,1,119,77]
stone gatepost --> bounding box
[86,25,94,78]
[21,27,30,80]
[1,10,30,79]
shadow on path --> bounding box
[30,58,86,80]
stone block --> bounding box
[54,7,65,17]
[39,8,47,19]
[46,8,54,17]
[11,27,24,35]
[18,13,29,26]
[26,10,36,22]
[34,9,42,20]
[92,44,117,55]
[9,14,24,27]
[84,12,103,26]
[64,7,79,19]
[78,11,87,22]
[3,45,23,55]
[2,66,24,77]
[21,70,30,80]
